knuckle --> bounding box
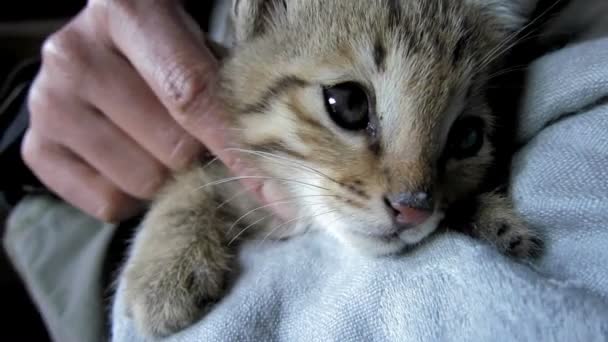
[27,86,61,129]
[159,61,217,116]
[20,130,42,168]
[41,26,87,71]
[26,84,46,119]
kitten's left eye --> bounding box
[447,116,485,159]
[323,82,370,131]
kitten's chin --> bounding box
[332,212,444,256]
[398,212,444,245]
[336,233,408,256]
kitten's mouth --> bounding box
[352,230,401,242]
[397,211,444,244]
[342,211,444,255]
[352,210,443,242]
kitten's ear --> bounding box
[471,0,539,31]
[232,0,286,42]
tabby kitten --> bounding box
[121,0,542,337]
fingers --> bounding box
[24,0,292,223]
[83,42,203,170]
[92,1,286,209]
[21,130,142,222]
[28,74,169,200]
[24,6,205,222]
[98,0,230,158]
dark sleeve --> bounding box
[0,59,46,206]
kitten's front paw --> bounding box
[487,217,543,258]
[123,252,229,337]
[473,194,543,259]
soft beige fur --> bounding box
[122,0,543,337]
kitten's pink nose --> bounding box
[384,192,433,227]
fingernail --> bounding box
[94,201,144,224]
[140,176,166,199]
[170,135,203,170]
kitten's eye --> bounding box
[323,82,370,131]
[447,116,485,159]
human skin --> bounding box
[22,0,287,222]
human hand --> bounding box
[23,0,287,222]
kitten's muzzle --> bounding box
[384,191,433,228]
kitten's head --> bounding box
[221,0,534,255]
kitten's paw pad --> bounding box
[488,218,543,259]
[504,231,543,259]
[124,261,227,338]
[473,193,543,259]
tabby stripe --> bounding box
[386,0,403,29]
[240,76,309,115]
[249,141,307,160]
[286,102,325,131]
[373,39,387,72]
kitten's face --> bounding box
[222,0,526,255]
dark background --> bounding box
[1,3,84,341]
[0,2,84,80]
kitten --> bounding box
[121,0,543,337]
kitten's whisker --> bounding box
[216,187,251,209]
[479,0,563,69]
[200,155,221,171]
[486,64,529,80]
[482,30,544,70]
[479,18,533,68]
[224,148,340,185]
[256,209,338,247]
[227,213,273,246]
[224,147,322,176]
[227,195,338,235]
[227,199,298,236]
[228,202,332,245]
[194,176,331,192]
[480,1,558,68]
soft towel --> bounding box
[110,19,608,342]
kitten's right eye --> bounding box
[447,116,485,159]
[323,82,370,131]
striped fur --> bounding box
[122,0,543,338]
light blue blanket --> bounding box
[4,4,606,342]
[110,25,608,342]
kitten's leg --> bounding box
[468,193,543,258]
[122,165,241,337]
